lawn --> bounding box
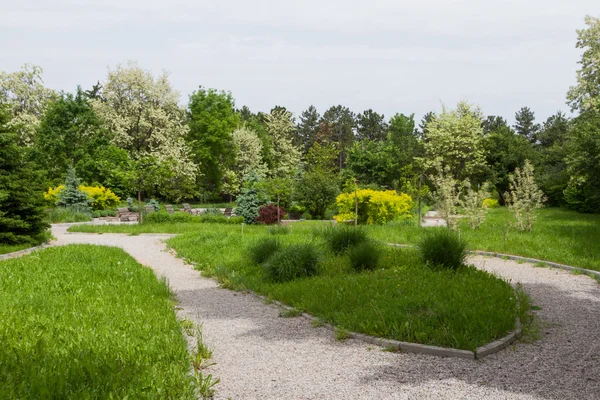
[0,245,195,399]
[165,224,519,351]
[0,232,51,255]
[69,207,600,271]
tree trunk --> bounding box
[138,190,143,224]
[277,194,281,224]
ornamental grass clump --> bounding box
[418,229,468,271]
[322,226,369,255]
[263,243,320,283]
[347,241,381,272]
[249,237,281,265]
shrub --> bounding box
[144,211,173,223]
[146,199,160,212]
[461,182,490,230]
[347,241,381,272]
[91,210,117,218]
[43,185,65,205]
[235,188,261,224]
[170,212,194,223]
[482,198,499,208]
[202,208,222,215]
[249,238,281,265]
[56,168,91,215]
[256,204,287,225]
[505,160,546,232]
[334,189,413,224]
[418,229,468,271]
[301,212,312,220]
[263,244,320,282]
[79,185,121,211]
[322,226,369,255]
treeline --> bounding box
[1,16,599,223]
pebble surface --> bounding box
[51,224,600,400]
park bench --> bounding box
[144,205,156,214]
[223,208,233,217]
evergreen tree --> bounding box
[56,167,91,214]
[295,105,321,155]
[514,107,540,143]
[0,103,48,244]
[356,109,388,141]
[321,105,355,169]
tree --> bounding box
[345,140,397,188]
[56,167,92,215]
[416,111,435,139]
[388,113,422,180]
[0,103,48,244]
[257,177,292,223]
[423,101,486,183]
[514,107,540,143]
[567,16,600,113]
[226,126,268,196]
[321,105,355,169]
[187,87,239,193]
[295,105,321,155]
[356,109,388,141]
[0,64,55,146]
[505,160,546,232]
[564,110,600,212]
[536,112,570,206]
[91,61,198,205]
[264,108,301,178]
[482,116,509,135]
[33,87,132,195]
[482,118,537,201]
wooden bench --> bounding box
[223,208,233,217]
[117,207,138,222]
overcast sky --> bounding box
[1,1,596,123]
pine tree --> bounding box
[514,107,540,143]
[56,167,91,214]
[0,104,49,244]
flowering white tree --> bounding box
[0,64,56,145]
[91,61,198,203]
[264,109,301,178]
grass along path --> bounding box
[0,245,196,399]
[52,224,600,399]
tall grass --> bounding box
[47,207,92,223]
[418,229,468,270]
[0,245,195,399]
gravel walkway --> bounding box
[51,225,600,400]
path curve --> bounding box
[50,225,600,400]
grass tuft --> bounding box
[248,237,281,265]
[418,229,468,270]
[322,226,369,255]
[263,243,320,283]
[347,241,381,272]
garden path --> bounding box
[51,224,600,400]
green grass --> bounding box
[165,224,518,350]
[0,245,196,399]
[46,207,93,223]
[367,207,600,271]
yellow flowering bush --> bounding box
[78,186,120,210]
[43,185,120,210]
[334,189,413,224]
[482,198,499,209]
[43,185,65,205]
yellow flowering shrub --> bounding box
[43,185,65,205]
[482,198,499,209]
[334,189,413,224]
[78,186,120,211]
[43,184,120,210]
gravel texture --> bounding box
[51,224,600,400]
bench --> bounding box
[117,207,138,222]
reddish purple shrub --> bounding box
[256,204,287,225]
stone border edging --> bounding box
[0,244,50,261]
[253,294,521,360]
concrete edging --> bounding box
[253,294,520,360]
[0,244,50,261]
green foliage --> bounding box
[269,225,290,235]
[0,245,195,399]
[423,101,486,183]
[322,226,369,255]
[295,171,340,219]
[235,188,262,224]
[187,87,240,192]
[513,106,540,143]
[321,105,355,168]
[295,105,321,154]
[347,241,381,271]
[356,109,388,141]
[345,139,398,188]
[567,15,600,113]
[418,229,468,270]
[482,198,499,208]
[144,211,243,225]
[248,237,281,265]
[56,167,92,215]
[334,189,413,224]
[564,110,600,212]
[0,105,49,244]
[263,243,320,282]
[536,112,570,206]
[506,160,546,232]
[264,108,301,178]
[79,185,121,211]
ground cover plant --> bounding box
[0,245,196,399]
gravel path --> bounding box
[51,224,600,400]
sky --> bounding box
[1,0,597,124]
